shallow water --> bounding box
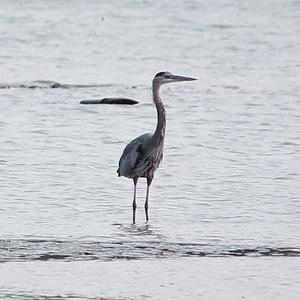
[0,0,300,299]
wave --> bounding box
[0,239,298,262]
[0,80,113,89]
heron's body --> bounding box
[117,71,196,224]
[117,132,163,178]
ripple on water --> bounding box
[0,238,299,262]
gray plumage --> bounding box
[118,132,162,179]
[117,71,196,224]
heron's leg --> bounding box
[145,177,153,222]
[132,177,138,224]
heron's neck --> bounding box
[152,82,166,144]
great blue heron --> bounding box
[117,71,196,223]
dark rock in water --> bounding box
[80,98,138,105]
[80,99,101,104]
[101,98,138,105]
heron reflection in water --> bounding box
[117,71,196,224]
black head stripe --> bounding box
[155,71,167,78]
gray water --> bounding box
[1,1,300,299]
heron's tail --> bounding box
[117,168,121,177]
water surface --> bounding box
[0,0,299,299]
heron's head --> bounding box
[153,71,197,86]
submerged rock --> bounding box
[80,98,138,105]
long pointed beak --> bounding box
[169,74,197,82]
